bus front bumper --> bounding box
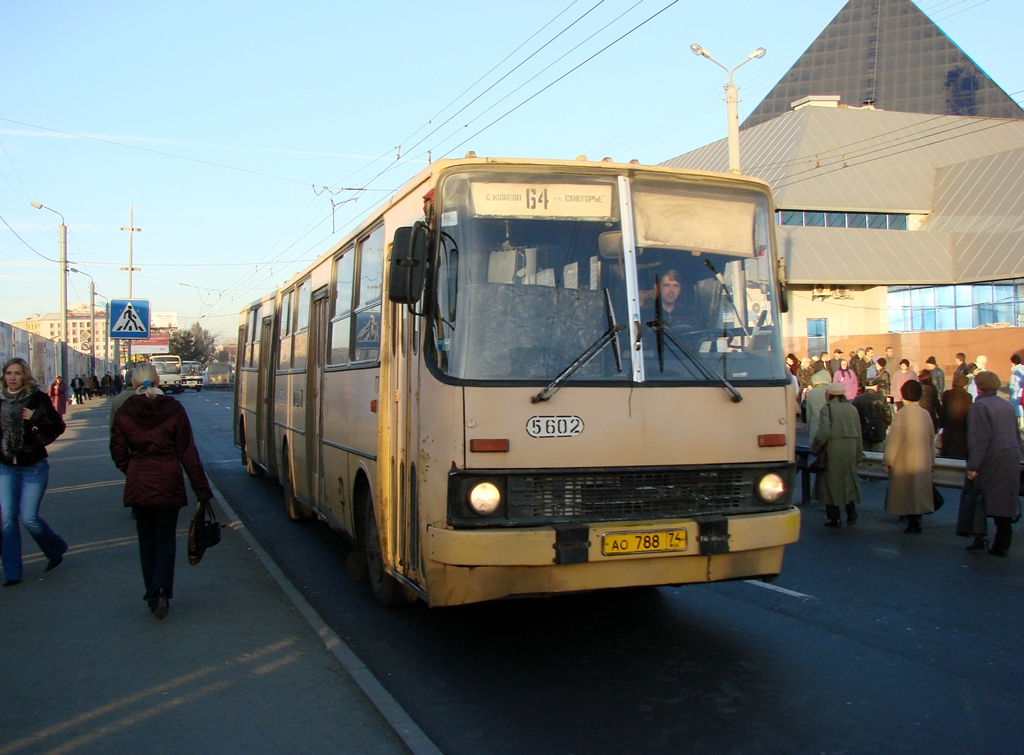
[422,507,800,606]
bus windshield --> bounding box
[429,168,786,385]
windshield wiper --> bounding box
[703,259,751,338]
[531,289,624,404]
[645,286,743,403]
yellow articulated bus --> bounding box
[235,156,799,608]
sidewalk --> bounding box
[0,398,414,755]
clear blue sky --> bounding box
[2,0,1021,341]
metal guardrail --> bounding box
[794,444,1024,507]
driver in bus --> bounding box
[646,269,696,331]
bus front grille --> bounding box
[507,469,752,522]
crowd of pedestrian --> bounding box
[791,346,1024,554]
[66,371,125,405]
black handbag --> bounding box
[187,499,224,565]
[956,477,986,537]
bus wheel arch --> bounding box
[239,419,263,476]
[359,484,416,607]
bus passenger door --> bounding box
[306,290,329,516]
[386,300,420,586]
[256,316,274,467]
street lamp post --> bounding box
[30,200,69,378]
[690,44,766,174]
[70,268,98,375]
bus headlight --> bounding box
[757,473,786,503]
[469,482,502,515]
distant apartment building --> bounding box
[13,305,112,357]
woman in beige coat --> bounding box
[883,380,935,533]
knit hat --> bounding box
[900,379,923,402]
[974,371,1001,392]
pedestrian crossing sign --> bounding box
[108,299,151,340]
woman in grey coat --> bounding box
[967,371,1022,556]
[811,383,864,527]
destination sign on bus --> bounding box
[471,183,613,220]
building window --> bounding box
[888,279,1024,332]
[776,210,908,230]
[807,318,827,355]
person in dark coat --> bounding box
[924,356,945,395]
[1,358,68,586]
[850,348,869,391]
[852,377,892,452]
[939,374,972,459]
[827,349,843,377]
[917,369,941,430]
[966,371,1022,557]
[953,352,968,381]
[875,357,892,401]
[811,383,864,527]
[110,362,214,618]
[811,353,829,374]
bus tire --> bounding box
[362,493,416,607]
[282,452,311,521]
[240,426,263,477]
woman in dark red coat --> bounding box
[110,362,213,619]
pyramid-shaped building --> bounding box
[742,0,1023,129]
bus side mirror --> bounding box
[388,221,429,304]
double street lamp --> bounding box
[690,44,766,174]
[69,267,103,375]
[30,200,69,377]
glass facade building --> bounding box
[888,280,1024,332]
[744,0,1023,130]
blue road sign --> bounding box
[108,299,151,340]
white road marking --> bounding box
[745,580,814,599]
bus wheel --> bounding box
[282,453,311,521]
[240,428,263,477]
[362,493,416,607]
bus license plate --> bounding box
[601,529,688,556]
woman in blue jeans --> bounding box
[1,358,68,586]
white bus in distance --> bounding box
[150,354,183,394]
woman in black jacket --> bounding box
[1,358,68,586]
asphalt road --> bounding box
[186,390,1024,754]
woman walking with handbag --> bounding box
[811,383,864,527]
[1,358,68,586]
[110,362,214,619]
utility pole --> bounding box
[120,204,141,368]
